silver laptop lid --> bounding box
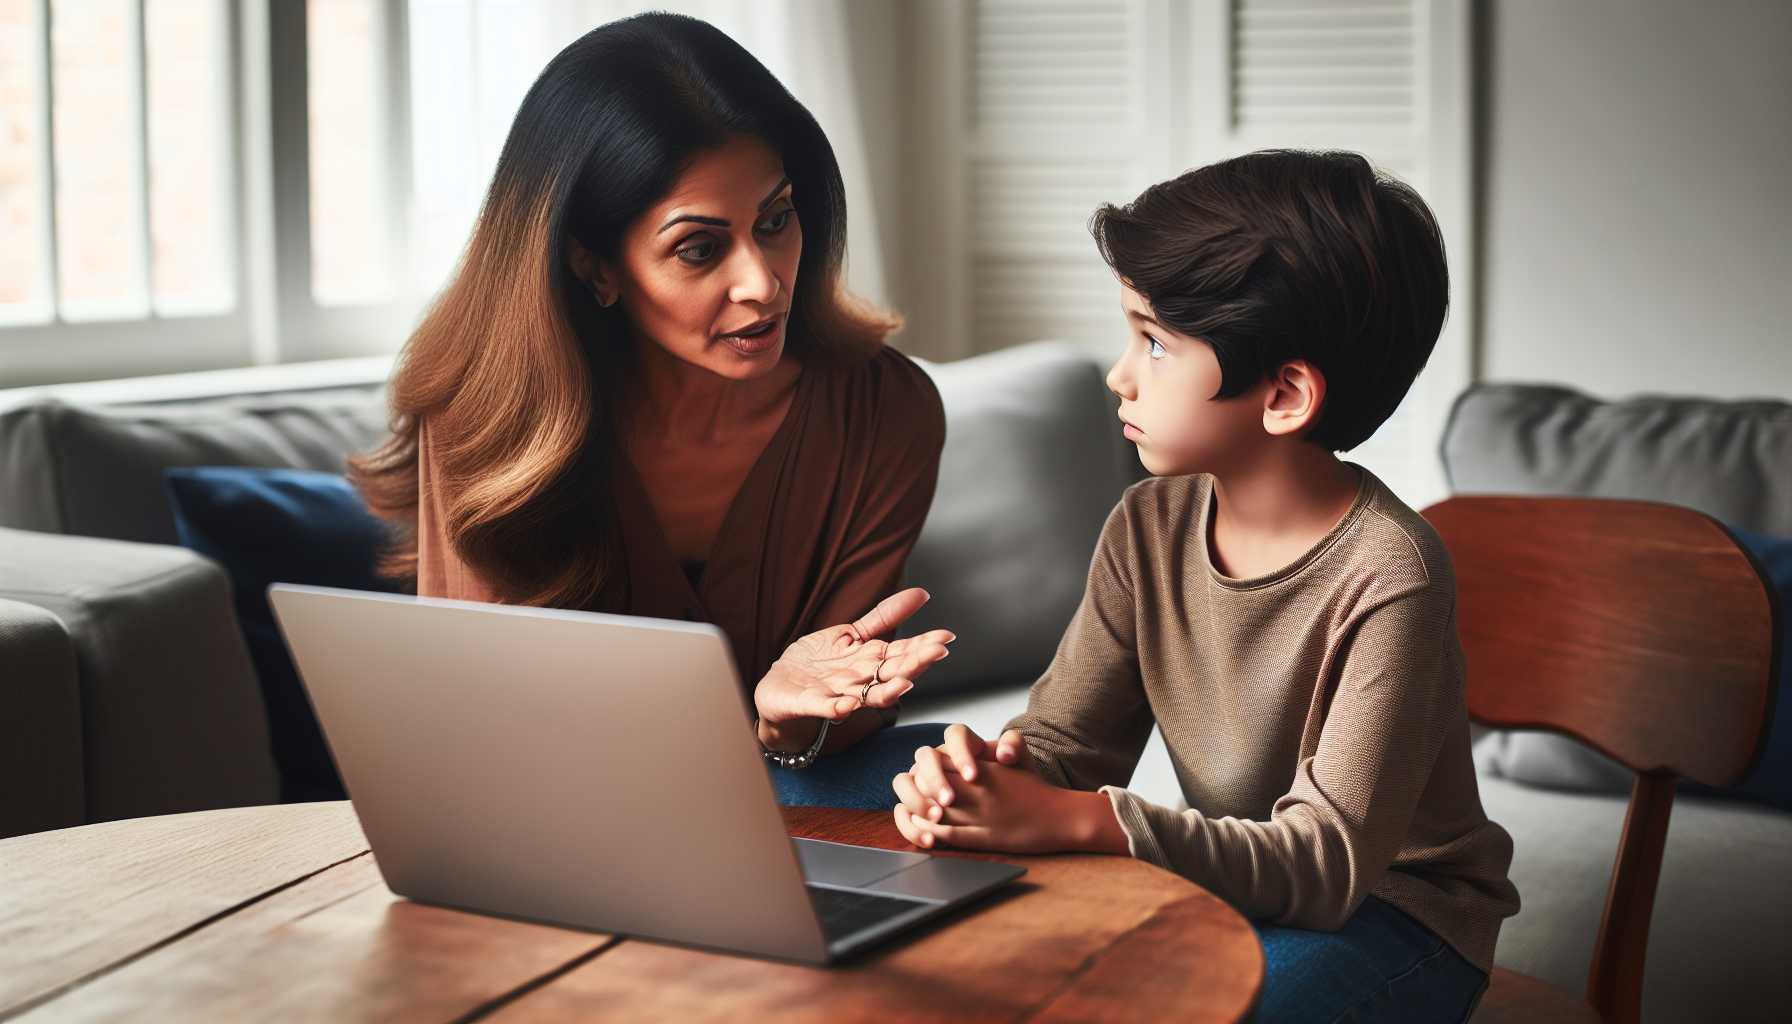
[268,584,829,963]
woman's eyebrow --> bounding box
[656,175,793,235]
[1128,310,1162,327]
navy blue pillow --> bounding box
[166,467,407,803]
[1662,527,1792,810]
[1684,524,1792,810]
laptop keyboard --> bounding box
[806,884,929,939]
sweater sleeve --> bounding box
[1001,496,1156,791]
[1100,585,1457,930]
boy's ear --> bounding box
[1262,360,1327,438]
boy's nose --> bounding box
[1106,356,1135,400]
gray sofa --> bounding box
[1,345,1785,1021]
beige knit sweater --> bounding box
[1004,468,1520,972]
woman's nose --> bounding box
[728,246,782,306]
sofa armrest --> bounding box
[0,528,277,825]
[0,598,83,838]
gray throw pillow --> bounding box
[904,341,1143,698]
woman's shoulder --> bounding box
[827,343,938,395]
[817,343,944,437]
[809,346,946,462]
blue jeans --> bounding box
[1251,897,1488,1023]
[771,722,949,810]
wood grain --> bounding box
[1424,496,1775,786]
[14,855,612,1023]
[1,805,1263,1022]
[489,809,1262,1023]
[0,802,370,1014]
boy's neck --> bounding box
[1206,445,1362,580]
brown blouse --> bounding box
[415,346,946,689]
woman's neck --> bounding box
[626,336,801,445]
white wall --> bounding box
[1480,0,1792,400]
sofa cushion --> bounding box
[1444,384,1792,801]
[166,467,408,802]
[905,342,1145,697]
[0,387,389,546]
[0,528,277,822]
[0,597,83,837]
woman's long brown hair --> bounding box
[350,14,897,608]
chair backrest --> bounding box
[1423,495,1778,1024]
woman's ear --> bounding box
[567,239,619,307]
[1262,360,1327,438]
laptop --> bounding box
[267,583,1024,964]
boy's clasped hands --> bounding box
[891,724,1130,856]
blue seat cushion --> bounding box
[166,467,407,802]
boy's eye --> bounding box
[1147,336,1167,360]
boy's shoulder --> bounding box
[1350,472,1455,602]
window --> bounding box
[1,0,234,334]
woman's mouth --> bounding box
[717,314,783,355]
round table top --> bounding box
[0,802,1263,1021]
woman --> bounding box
[352,13,952,809]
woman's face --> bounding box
[600,135,802,381]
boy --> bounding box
[893,150,1520,1022]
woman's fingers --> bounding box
[884,630,958,658]
[801,692,858,721]
[849,588,931,642]
[880,641,951,682]
[867,677,913,708]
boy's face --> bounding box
[1105,285,1265,476]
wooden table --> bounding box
[0,803,1262,1022]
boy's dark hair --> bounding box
[1089,149,1447,452]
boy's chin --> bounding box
[1134,445,1197,478]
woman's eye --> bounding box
[676,240,716,265]
[758,207,795,234]
[1147,337,1167,360]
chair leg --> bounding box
[1587,771,1675,1024]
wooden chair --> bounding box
[1422,496,1779,1024]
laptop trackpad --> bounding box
[793,838,930,887]
[865,854,1023,902]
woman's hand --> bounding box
[754,588,955,750]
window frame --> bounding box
[1,0,421,388]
